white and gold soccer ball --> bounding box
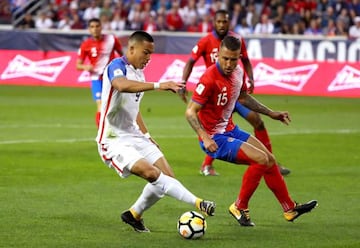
[177,211,207,239]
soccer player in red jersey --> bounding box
[76,18,123,128]
[185,35,317,226]
[181,9,290,176]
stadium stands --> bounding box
[1,0,359,38]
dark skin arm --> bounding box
[179,58,196,103]
[241,57,254,94]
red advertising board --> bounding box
[0,50,359,98]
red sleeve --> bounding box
[191,73,212,105]
[190,36,207,62]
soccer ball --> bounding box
[177,211,207,239]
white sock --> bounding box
[152,172,197,205]
[131,183,164,217]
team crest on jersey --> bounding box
[195,83,205,95]
[192,45,199,54]
[114,68,122,76]
[227,137,235,142]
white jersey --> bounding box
[96,56,145,144]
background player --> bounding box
[185,35,317,227]
[76,18,123,128]
[96,31,215,232]
[181,9,290,176]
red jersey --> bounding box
[190,31,248,68]
[192,63,247,136]
[78,34,122,79]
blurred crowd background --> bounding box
[1,0,360,39]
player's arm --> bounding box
[178,58,196,103]
[76,58,93,72]
[238,92,291,125]
[76,46,93,72]
[239,38,254,93]
[136,112,149,135]
[240,57,254,94]
[112,76,184,93]
[136,112,159,147]
[182,58,196,84]
[185,101,218,152]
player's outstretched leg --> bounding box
[263,165,317,221]
[121,172,216,232]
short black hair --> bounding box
[129,31,154,43]
[215,9,229,19]
[220,36,241,51]
[88,18,101,26]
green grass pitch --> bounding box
[0,85,359,248]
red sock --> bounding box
[254,128,272,152]
[95,112,101,128]
[263,165,295,211]
[235,164,267,210]
[201,155,214,169]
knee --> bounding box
[267,153,276,167]
[142,167,161,182]
[257,153,275,168]
[247,112,265,130]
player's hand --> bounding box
[177,82,188,103]
[247,79,254,94]
[203,136,218,153]
[269,111,291,125]
[158,81,185,93]
[85,64,94,72]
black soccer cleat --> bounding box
[278,164,291,176]
[121,210,150,232]
[284,200,318,222]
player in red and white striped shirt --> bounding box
[186,35,317,227]
[76,18,123,127]
[181,9,290,176]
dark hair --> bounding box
[220,36,241,51]
[215,9,229,19]
[129,30,154,43]
[88,18,101,26]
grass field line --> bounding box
[0,124,92,129]
[0,128,358,145]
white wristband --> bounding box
[154,82,160,89]
[144,132,151,138]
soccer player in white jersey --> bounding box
[95,31,216,232]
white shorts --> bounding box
[97,135,163,178]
